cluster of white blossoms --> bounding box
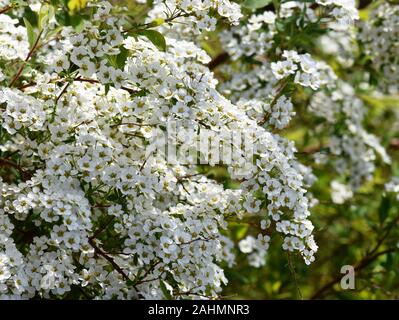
[219,56,335,132]
[330,180,353,204]
[218,0,390,202]
[0,14,29,61]
[317,28,357,68]
[238,234,270,268]
[146,0,242,38]
[0,0,322,299]
[315,0,358,29]
[310,81,391,189]
[219,11,276,60]
[271,51,333,90]
[358,2,399,94]
[219,0,358,61]
[385,177,399,202]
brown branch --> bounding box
[358,0,372,9]
[311,215,399,299]
[18,82,37,90]
[0,158,34,181]
[311,247,398,299]
[389,138,399,151]
[179,236,215,246]
[176,173,202,182]
[74,77,139,95]
[207,52,230,70]
[122,12,190,34]
[88,238,130,281]
[110,122,154,128]
[56,81,72,102]
[0,5,11,14]
[9,29,44,87]
[133,260,161,285]
[20,76,140,96]
[258,80,288,126]
[139,153,152,171]
[89,215,115,241]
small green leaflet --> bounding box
[378,196,391,224]
[23,17,36,48]
[138,30,166,52]
[159,280,172,299]
[242,0,273,9]
[38,4,55,31]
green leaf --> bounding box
[126,279,135,286]
[138,30,166,52]
[45,26,63,41]
[72,15,85,32]
[39,4,55,31]
[159,280,172,300]
[147,18,164,28]
[23,7,38,28]
[55,11,70,26]
[55,10,85,31]
[23,17,36,48]
[378,196,391,224]
[242,0,273,9]
[12,0,29,7]
[235,224,248,240]
[106,55,117,68]
[116,47,129,69]
[104,84,110,95]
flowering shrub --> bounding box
[0,0,398,299]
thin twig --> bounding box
[139,153,151,171]
[110,122,154,128]
[207,52,230,70]
[56,81,72,103]
[74,77,139,95]
[9,29,44,87]
[0,5,11,15]
[286,252,303,300]
[0,158,33,180]
[258,80,288,126]
[122,12,190,34]
[89,215,116,241]
[88,238,130,281]
[311,247,398,299]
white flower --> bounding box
[79,58,96,77]
[330,180,353,204]
[239,236,256,253]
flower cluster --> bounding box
[147,0,242,38]
[219,11,276,60]
[310,81,391,189]
[0,14,29,61]
[358,2,399,94]
[0,0,320,299]
[238,234,270,267]
[385,177,399,202]
[271,51,333,90]
[315,0,358,29]
[0,0,397,300]
[330,180,353,204]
